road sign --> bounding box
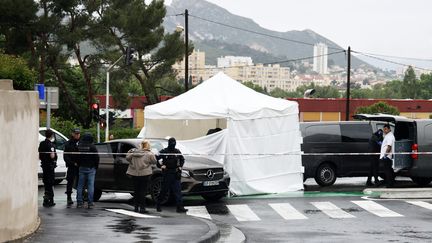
[39,87,59,109]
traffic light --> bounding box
[125,46,135,66]
[91,102,100,121]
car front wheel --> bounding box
[201,192,226,202]
[315,163,336,186]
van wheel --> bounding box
[315,163,336,186]
[93,188,102,202]
[150,177,171,205]
[410,177,432,186]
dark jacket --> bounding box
[157,138,185,174]
[76,133,99,169]
[64,138,79,167]
[38,139,57,166]
[369,130,383,152]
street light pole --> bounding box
[345,46,351,121]
[106,55,124,141]
[184,9,189,91]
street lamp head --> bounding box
[304,89,316,98]
[175,25,184,33]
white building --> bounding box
[313,43,328,74]
[217,56,253,68]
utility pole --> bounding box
[184,9,189,91]
[345,46,351,121]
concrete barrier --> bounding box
[0,79,40,242]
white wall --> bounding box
[0,80,40,242]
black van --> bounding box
[300,121,388,186]
[354,114,432,186]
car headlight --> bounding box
[181,170,190,178]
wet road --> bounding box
[33,178,432,242]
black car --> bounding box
[93,138,230,203]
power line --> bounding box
[175,50,345,71]
[352,51,432,72]
[353,51,432,62]
[188,14,344,51]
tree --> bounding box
[0,53,36,90]
[355,101,400,115]
[296,83,341,98]
[401,66,418,98]
[242,81,267,94]
[269,87,289,98]
[94,0,190,105]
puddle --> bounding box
[303,209,320,214]
[106,218,156,241]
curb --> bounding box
[191,218,221,243]
[364,188,432,199]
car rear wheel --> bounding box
[93,188,102,202]
[315,163,336,186]
[201,192,226,202]
[150,177,171,205]
[410,177,432,186]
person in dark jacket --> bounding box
[156,137,188,213]
[76,132,99,209]
[64,128,80,205]
[38,129,57,207]
[366,129,384,186]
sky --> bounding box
[167,0,432,71]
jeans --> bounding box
[133,175,150,208]
[158,173,183,206]
[77,167,96,204]
[66,165,78,195]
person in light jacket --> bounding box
[126,140,157,213]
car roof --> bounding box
[352,113,413,123]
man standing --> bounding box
[38,129,57,207]
[380,124,395,188]
[64,128,80,205]
[156,137,188,213]
[366,129,383,186]
[76,132,99,209]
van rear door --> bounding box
[353,114,414,171]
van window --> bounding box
[425,124,432,142]
[341,124,372,142]
[394,122,415,140]
[304,124,341,143]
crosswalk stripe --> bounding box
[311,202,355,218]
[106,209,160,218]
[186,206,212,220]
[269,203,308,220]
[351,201,403,217]
[227,204,261,221]
[406,201,432,210]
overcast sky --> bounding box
[167,0,432,70]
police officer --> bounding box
[156,137,188,213]
[64,128,80,205]
[38,129,57,207]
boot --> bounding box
[176,205,188,213]
[156,204,162,212]
[42,195,50,207]
[67,195,74,205]
[139,206,148,214]
[134,205,139,212]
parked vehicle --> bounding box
[38,127,68,184]
[93,138,230,203]
[353,114,432,186]
[300,121,389,186]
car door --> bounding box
[94,143,115,189]
[340,123,373,176]
[114,142,135,190]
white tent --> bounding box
[143,72,304,195]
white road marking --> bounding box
[406,201,432,210]
[311,202,355,218]
[186,206,212,220]
[352,200,403,217]
[227,204,261,221]
[106,209,160,218]
[269,203,308,220]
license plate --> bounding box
[203,181,219,186]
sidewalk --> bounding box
[24,202,220,243]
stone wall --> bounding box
[0,79,40,242]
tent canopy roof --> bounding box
[145,72,298,120]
